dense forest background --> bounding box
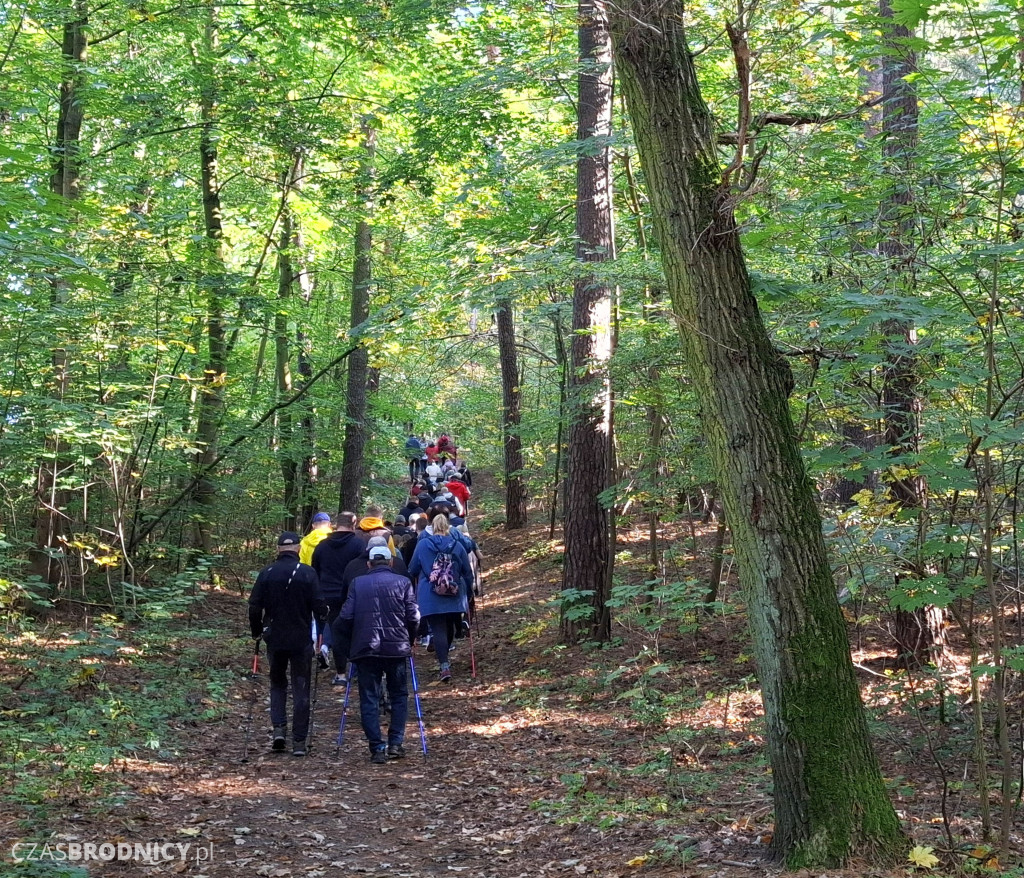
[3,0,1024,870]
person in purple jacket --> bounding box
[336,545,420,764]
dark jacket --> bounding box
[337,565,419,660]
[342,552,409,601]
[311,531,366,607]
[398,503,421,522]
[400,532,419,567]
[248,553,327,652]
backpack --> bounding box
[428,545,459,597]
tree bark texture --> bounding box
[879,0,944,666]
[275,179,298,531]
[33,6,88,586]
[609,2,905,866]
[496,298,529,529]
[191,8,228,554]
[560,0,614,643]
[338,120,377,513]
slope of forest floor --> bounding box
[1,483,1018,878]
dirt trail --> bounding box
[95,525,702,878]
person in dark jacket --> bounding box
[408,515,473,683]
[248,532,327,756]
[336,545,420,763]
[342,535,409,592]
[311,512,365,685]
[398,496,421,523]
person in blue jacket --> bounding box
[408,514,473,683]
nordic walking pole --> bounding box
[240,639,261,762]
[306,650,321,756]
[408,653,428,758]
[334,662,354,753]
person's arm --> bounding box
[310,571,328,640]
[404,579,420,643]
[248,570,267,639]
[408,542,424,580]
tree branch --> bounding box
[129,340,363,551]
[717,95,886,145]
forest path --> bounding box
[118,521,712,878]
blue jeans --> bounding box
[268,646,313,741]
[426,613,458,666]
[356,657,409,753]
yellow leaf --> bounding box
[625,855,648,867]
[907,845,939,869]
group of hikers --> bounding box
[247,434,480,763]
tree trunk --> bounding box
[496,297,529,529]
[339,119,376,513]
[191,8,228,554]
[33,4,88,586]
[275,150,318,529]
[609,2,905,866]
[879,0,944,667]
[560,0,615,644]
[275,173,298,531]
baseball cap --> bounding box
[368,545,392,561]
[312,512,331,525]
[278,531,301,549]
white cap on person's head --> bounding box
[368,545,392,561]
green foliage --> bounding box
[0,620,233,829]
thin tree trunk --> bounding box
[609,2,905,866]
[275,173,298,531]
[879,0,945,667]
[339,119,377,512]
[560,0,615,644]
[33,4,88,586]
[497,297,529,528]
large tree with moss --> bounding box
[608,0,905,867]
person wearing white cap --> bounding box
[336,544,419,764]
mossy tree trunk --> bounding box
[609,2,905,867]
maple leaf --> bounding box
[907,845,939,869]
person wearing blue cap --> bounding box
[248,531,327,756]
[299,512,333,565]
[336,544,419,764]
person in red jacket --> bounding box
[445,473,471,517]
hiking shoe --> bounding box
[439,663,452,683]
[271,726,287,752]
[387,744,406,760]
[416,636,431,649]
[371,748,387,764]
[331,673,348,686]
[292,739,307,757]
